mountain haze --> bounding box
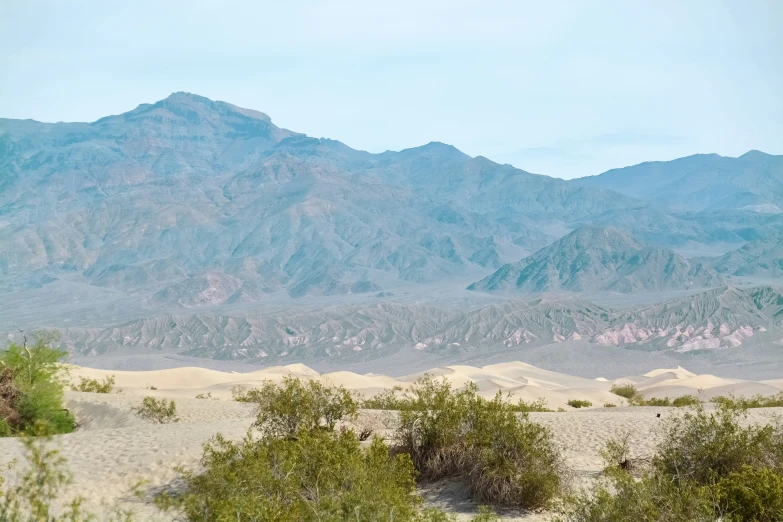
[468,227,723,294]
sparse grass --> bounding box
[133,397,179,424]
[71,375,116,394]
[566,399,592,409]
[194,392,217,400]
[603,403,616,408]
[510,397,554,412]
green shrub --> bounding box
[603,403,616,408]
[510,398,553,412]
[653,402,783,486]
[251,377,358,438]
[0,334,75,436]
[194,392,217,400]
[609,383,637,400]
[714,465,783,522]
[71,375,116,393]
[712,393,783,409]
[393,376,566,509]
[627,394,701,407]
[566,399,592,409]
[558,469,714,522]
[156,429,426,522]
[133,397,179,424]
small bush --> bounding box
[194,392,217,400]
[133,397,179,424]
[0,333,75,436]
[566,399,592,409]
[71,375,116,393]
[712,393,783,409]
[654,402,783,486]
[510,398,553,412]
[393,376,566,509]
[714,465,783,522]
[250,377,358,438]
[603,403,616,408]
[609,383,637,400]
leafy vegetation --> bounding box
[160,376,512,520]
[559,402,783,522]
[712,393,783,409]
[71,375,116,394]
[392,376,567,509]
[132,397,179,424]
[0,333,75,437]
[609,383,637,400]
[566,399,592,409]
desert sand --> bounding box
[1,361,782,521]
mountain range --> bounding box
[1,92,782,365]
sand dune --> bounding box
[2,360,777,521]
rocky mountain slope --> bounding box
[39,286,783,361]
[468,227,723,294]
[708,232,783,277]
[1,92,660,303]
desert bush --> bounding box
[0,334,75,436]
[194,392,217,400]
[653,402,783,486]
[602,403,616,408]
[566,399,591,409]
[393,376,566,509]
[609,383,637,400]
[361,386,405,410]
[558,469,714,522]
[133,397,179,424]
[714,465,783,522]
[560,402,783,522]
[712,393,783,409]
[510,397,553,412]
[71,375,115,394]
[251,376,358,438]
[156,428,426,521]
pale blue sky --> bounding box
[1,0,781,179]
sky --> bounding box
[1,0,781,179]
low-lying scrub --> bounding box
[609,383,637,400]
[71,375,116,394]
[393,376,567,509]
[559,402,783,522]
[610,383,701,407]
[566,399,592,409]
[712,393,783,409]
[160,376,509,520]
[0,333,75,437]
[133,397,179,424]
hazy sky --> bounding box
[1,0,781,179]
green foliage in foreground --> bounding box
[394,376,567,509]
[559,402,783,522]
[0,334,75,437]
[132,397,179,424]
[71,375,115,394]
[156,429,429,522]
[0,424,133,522]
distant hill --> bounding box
[572,150,783,213]
[468,227,723,294]
[708,232,783,277]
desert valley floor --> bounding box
[2,361,782,521]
